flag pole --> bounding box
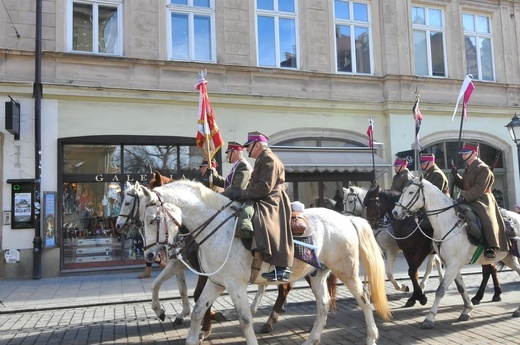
[450,103,465,197]
[199,70,214,189]
[413,88,420,177]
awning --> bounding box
[271,146,390,173]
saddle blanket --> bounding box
[294,235,321,269]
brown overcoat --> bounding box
[240,148,294,267]
[453,157,509,250]
[391,168,413,193]
[423,163,450,196]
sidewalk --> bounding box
[0,253,485,314]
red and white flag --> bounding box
[195,78,223,160]
[451,75,475,122]
[367,118,374,149]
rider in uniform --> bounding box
[451,142,509,259]
[232,131,293,282]
[420,153,450,196]
[391,157,414,193]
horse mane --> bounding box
[164,179,232,211]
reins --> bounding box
[149,190,241,277]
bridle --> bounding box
[344,190,365,216]
[142,190,241,277]
[118,191,143,229]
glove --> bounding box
[456,196,465,204]
[451,167,458,177]
[231,190,242,201]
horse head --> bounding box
[392,176,425,219]
[141,194,183,263]
[116,181,146,230]
[343,186,366,216]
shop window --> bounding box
[61,139,212,269]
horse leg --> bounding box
[226,283,259,345]
[385,248,408,292]
[304,269,332,345]
[420,254,438,290]
[151,260,186,322]
[185,281,225,345]
[423,263,463,328]
[489,263,502,302]
[453,273,473,321]
[250,284,266,316]
[403,253,427,308]
[194,275,221,338]
[260,282,293,333]
[471,264,491,305]
[497,254,520,317]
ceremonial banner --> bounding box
[367,118,374,149]
[451,75,475,122]
[195,78,223,160]
[413,99,423,150]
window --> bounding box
[334,1,372,74]
[463,13,494,81]
[411,6,446,77]
[167,0,215,62]
[256,0,298,68]
[68,0,122,55]
[60,137,214,269]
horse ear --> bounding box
[419,174,424,182]
[375,184,380,193]
[135,181,141,191]
[142,186,151,198]
[154,171,163,186]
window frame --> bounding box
[333,0,373,75]
[462,12,495,82]
[411,5,447,78]
[255,0,300,69]
[166,0,216,62]
[66,0,123,55]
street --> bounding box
[0,259,519,344]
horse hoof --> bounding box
[492,295,502,302]
[513,310,520,317]
[212,311,227,322]
[403,285,410,293]
[458,314,471,322]
[260,324,273,333]
[404,299,416,308]
[419,295,427,306]
[422,319,435,328]
[158,310,166,322]
[471,298,480,305]
[173,317,183,326]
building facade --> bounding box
[1,0,520,278]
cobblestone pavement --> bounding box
[0,270,519,344]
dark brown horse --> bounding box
[148,171,337,334]
[364,185,501,307]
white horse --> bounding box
[116,182,277,338]
[392,176,520,328]
[139,179,391,345]
[344,185,442,293]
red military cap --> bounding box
[420,153,435,164]
[225,141,244,153]
[394,157,408,167]
[200,158,218,168]
[459,142,479,154]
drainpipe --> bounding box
[32,0,42,279]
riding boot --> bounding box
[138,266,152,279]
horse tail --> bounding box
[327,272,337,311]
[351,216,392,321]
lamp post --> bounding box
[505,113,520,182]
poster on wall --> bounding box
[43,192,57,247]
[13,189,33,229]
